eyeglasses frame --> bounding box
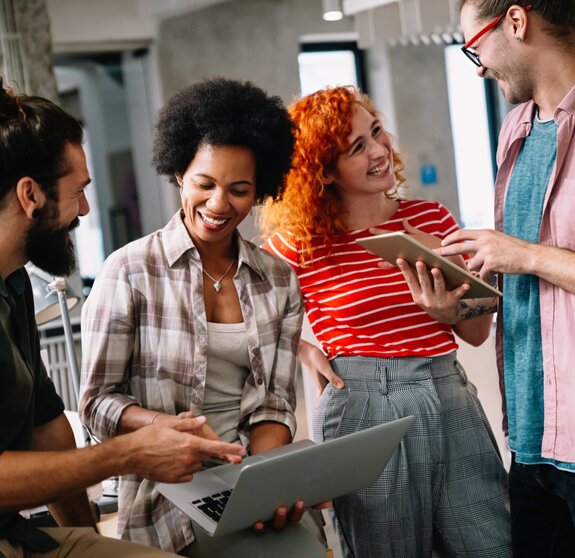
[461,4,532,67]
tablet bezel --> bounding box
[357,232,502,299]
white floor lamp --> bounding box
[27,264,82,404]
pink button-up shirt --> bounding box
[494,84,575,463]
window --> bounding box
[444,44,495,229]
[298,40,367,96]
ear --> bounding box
[507,5,529,41]
[322,170,336,187]
[15,177,46,220]
[175,173,183,188]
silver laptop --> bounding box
[158,415,414,537]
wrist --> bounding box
[149,413,162,425]
[90,435,131,479]
[431,305,460,325]
[525,241,542,275]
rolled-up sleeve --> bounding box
[79,253,140,440]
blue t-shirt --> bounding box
[503,116,575,471]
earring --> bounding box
[32,209,40,219]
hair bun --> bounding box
[0,78,24,120]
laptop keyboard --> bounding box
[190,490,232,522]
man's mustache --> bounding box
[68,217,80,231]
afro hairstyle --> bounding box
[152,77,294,203]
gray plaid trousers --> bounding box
[314,352,512,558]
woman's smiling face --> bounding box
[325,104,396,199]
[178,143,256,250]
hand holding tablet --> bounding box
[357,232,502,299]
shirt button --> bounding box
[257,378,263,385]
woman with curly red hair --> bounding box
[261,87,511,558]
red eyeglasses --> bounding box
[461,4,532,67]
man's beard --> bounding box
[26,202,80,277]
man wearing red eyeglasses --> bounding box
[439,2,575,556]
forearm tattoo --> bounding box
[458,298,498,320]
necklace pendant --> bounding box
[213,281,222,293]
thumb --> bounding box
[403,219,419,234]
[368,226,394,236]
[452,282,471,299]
[171,416,208,433]
[323,367,345,390]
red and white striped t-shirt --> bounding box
[264,200,461,359]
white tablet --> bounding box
[357,232,502,299]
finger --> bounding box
[377,261,397,269]
[313,500,333,510]
[171,416,207,432]
[219,453,244,464]
[437,241,477,258]
[465,254,486,273]
[396,259,422,296]
[451,282,471,299]
[288,500,305,525]
[429,267,446,295]
[210,452,244,465]
[327,372,344,390]
[414,261,433,292]
[441,229,481,246]
[319,366,344,390]
[192,437,246,458]
[273,506,288,530]
[160,472,195,484]
[196,421,220,442]
[174,417,221,442]
[368,227,394,236]
[402,219,419,234]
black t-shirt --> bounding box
[0,268,65,550]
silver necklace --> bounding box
[202,259,235,293]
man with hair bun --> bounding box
[440,1,575,555]
[0,79,245,558]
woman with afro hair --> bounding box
[261,86,511,558]
[80,78,326,557]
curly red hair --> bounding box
[260,86,406,262]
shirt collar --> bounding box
[555,82,575,124]
[161,210,266,280]
[162,211,199,268]
[0,268,27,298]
[511,83,575,133]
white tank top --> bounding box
[201,321,250,444]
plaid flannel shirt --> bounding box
[79,211,303,553]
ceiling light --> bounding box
[322,0,343,21]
